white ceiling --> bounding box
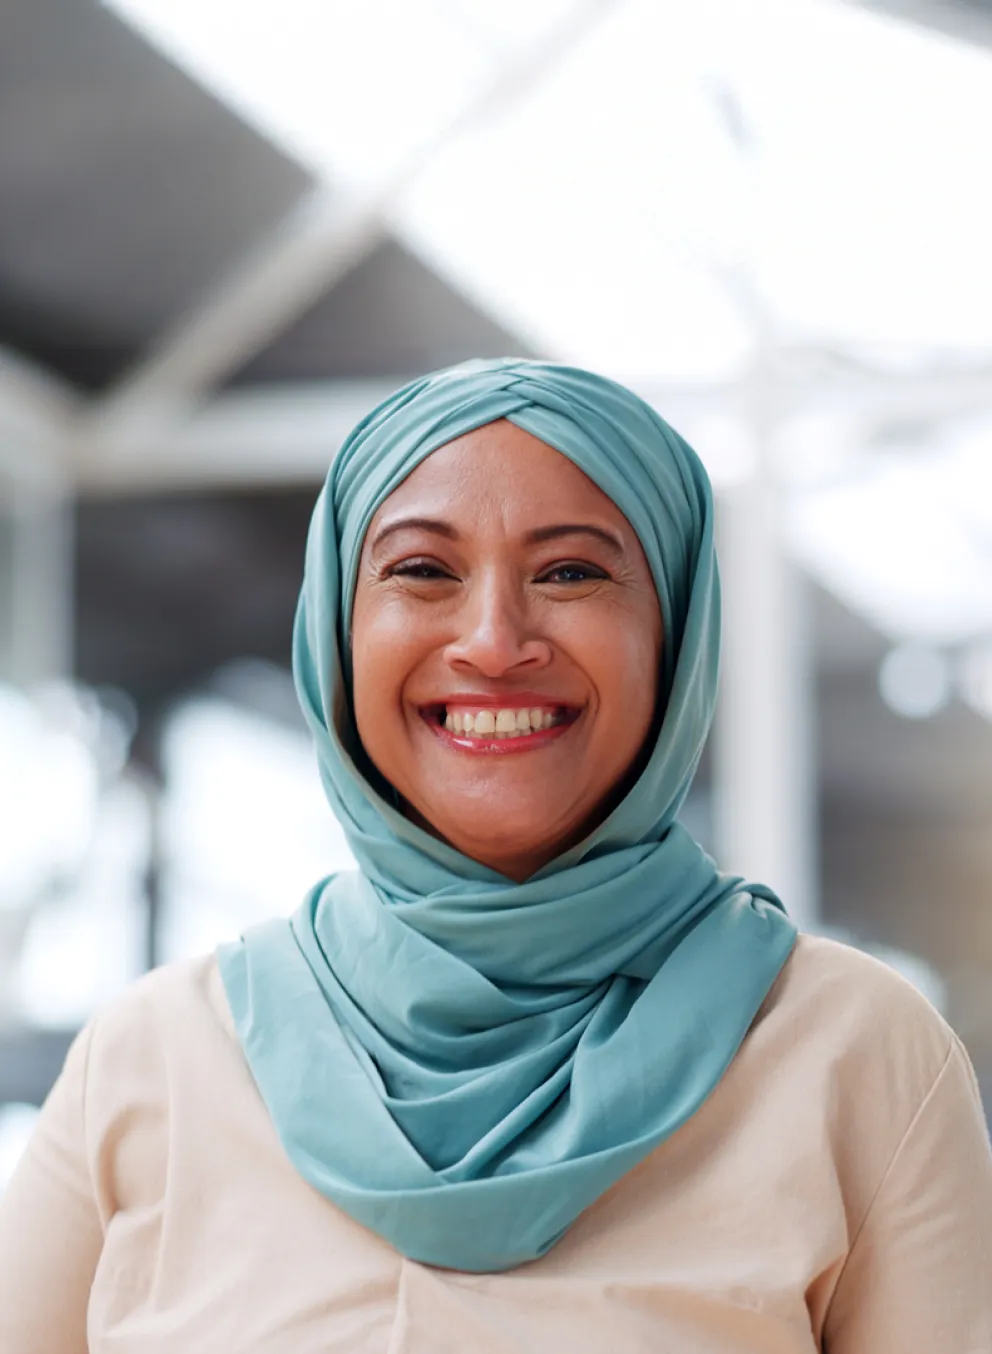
[106,0,992,373]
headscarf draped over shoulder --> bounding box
[218,359,796,1272]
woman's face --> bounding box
[351,420,663,880]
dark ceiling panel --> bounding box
[847,0,992,46]
[0,0,310,389]
[231,238,533,384]
[75,487,316,709]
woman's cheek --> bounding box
[353,605,438,723]
[562,602,655,673]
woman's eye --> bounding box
[388,560,452,581]
[539,562,608,584]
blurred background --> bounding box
[2,0,992,1181]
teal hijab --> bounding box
[218,359,796,1272]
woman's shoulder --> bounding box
[753,930,961,1115]
[772,930,951,1028]
[96,948,230,1034]
[40,952,270,1222]
[71,952,236,1105]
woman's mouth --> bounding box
[421,702,580,752]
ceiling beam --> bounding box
[75,377,747,493]
[0,347,77,465]
[76,381,400,493]
[73,0,624,466]
[71,360,992,495]
[72,189,392,459]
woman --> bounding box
[1,359,990,1351]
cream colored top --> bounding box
[1,933,990,1353]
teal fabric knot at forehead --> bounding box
[218,358,797,1272]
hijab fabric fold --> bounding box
[218,359,797,1272]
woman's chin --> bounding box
[416,802,577,875]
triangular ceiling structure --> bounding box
[0,0,529,393]
[2,0,992,653]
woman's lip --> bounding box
[424,713,577,755]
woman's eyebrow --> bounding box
[523,523,625,558]
[369,517,625,558]
[369,516,459,552]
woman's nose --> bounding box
[443,578,551,678]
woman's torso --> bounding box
[3,933,988,1354]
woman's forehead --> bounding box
[365,420,639,542]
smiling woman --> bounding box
[1,360,991,1353]
[351,422,663,880]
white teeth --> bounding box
[473,709,496,735]
[442,705,565,738]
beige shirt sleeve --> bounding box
[0,1024,102,1354]
[823,1035,992,1354]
